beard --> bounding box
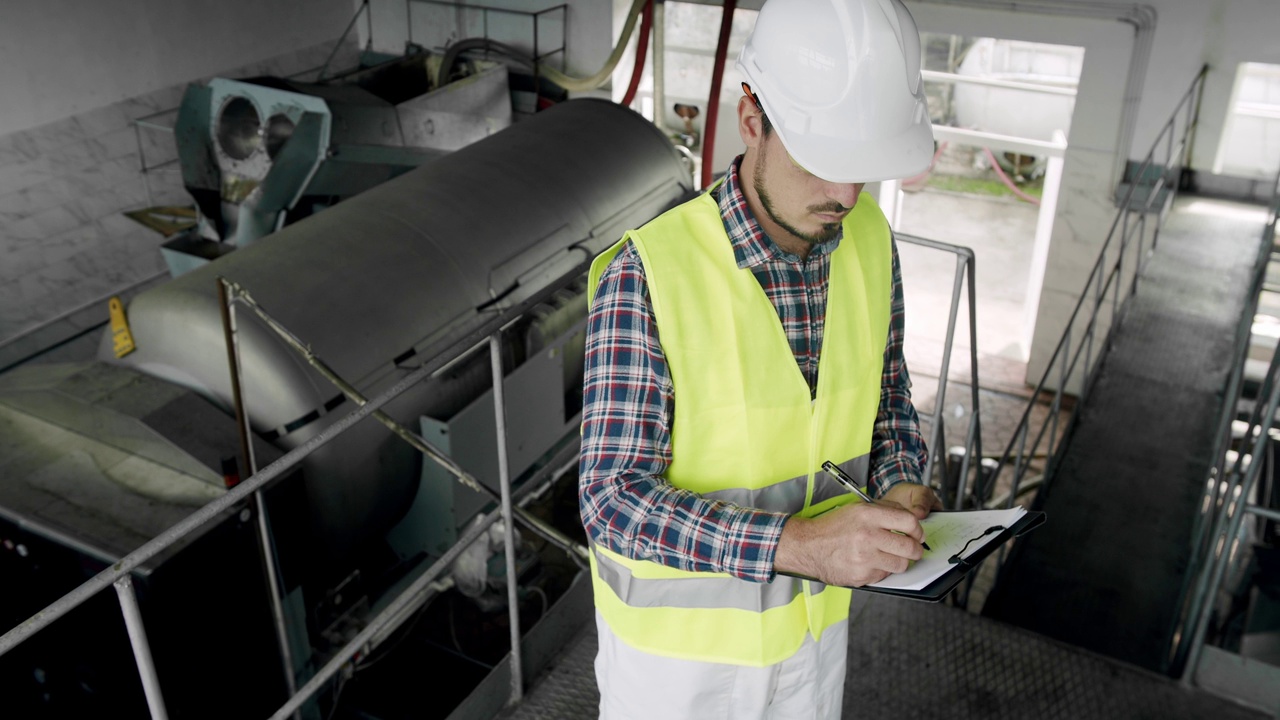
[752,150,846,245]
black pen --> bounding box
[821,460,931,551]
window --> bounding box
[1214,62,1280,179]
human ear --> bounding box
[737,95,764,149]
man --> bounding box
[578,0,941,716]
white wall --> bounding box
[0,0,358,137]
[1132,0,1280,171]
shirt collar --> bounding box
[712,156,841,269]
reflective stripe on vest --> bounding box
[586,189,892,667]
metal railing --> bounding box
[978,66,1209,518]
[1175,161,1280,679]
[0,253,596,719]
[895,233,984,510]
[408,0,568,71]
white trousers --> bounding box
[594,611,848,720]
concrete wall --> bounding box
[0,0,359,368]
[0,0,358,136]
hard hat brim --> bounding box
[778,120,937,185]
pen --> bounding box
[821,460,931,551]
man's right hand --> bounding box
[773,502,925,587]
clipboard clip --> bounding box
[947,525,1004,568]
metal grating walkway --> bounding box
[498,592,1267,719]
[982,196,1269,674]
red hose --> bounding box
[700,0,737,189]
[621,0,653,108]
[982,147,1041,206]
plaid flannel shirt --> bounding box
[578,157,926,583]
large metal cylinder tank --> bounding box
[102,99,692,565]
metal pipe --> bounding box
[926,252,968,486]
[931,125,1066,158]
[1245,505,1280,523]
[893,235,978,504]
[218,279,256,482]
[489,333,524,704]
[921,69,1077,96]
[251,492,299,713]
[949,250,981,510]
[114,575,169,720]
[218,278,300,709]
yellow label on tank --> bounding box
[109,296,136,358]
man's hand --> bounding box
[774,502,925,587]
[880,482,943,519]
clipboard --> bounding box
[857,510,1045,602]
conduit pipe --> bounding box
[700,0,737,190]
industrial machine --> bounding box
[161,49,515,275]
[0,99,692,718]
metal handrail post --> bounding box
[1246,504,1280,523]
[1114,214,1127,322]
[114,575,169,720]
[489,332,524,705]
[925,251,968,486]
[218,278,300,709]
[953,248,982,510]
[893,234,981,505]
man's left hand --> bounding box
[879,482,943,519]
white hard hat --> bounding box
[736,0,935,183]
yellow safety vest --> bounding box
[586,188,892,667]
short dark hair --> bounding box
[760,108,773,136]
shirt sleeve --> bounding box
[578,241,788,583]
[869,237,929,498]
